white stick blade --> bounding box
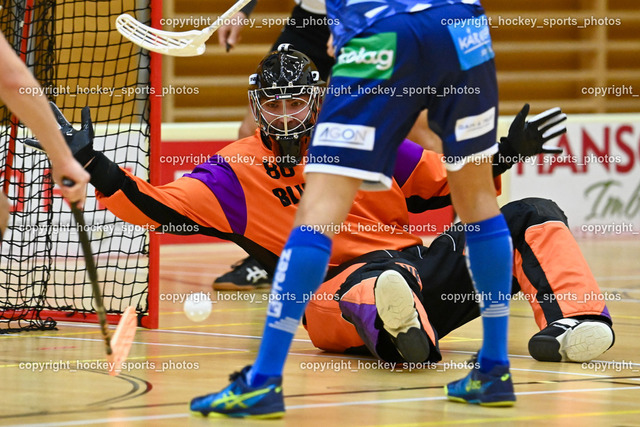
[115,14,208,56]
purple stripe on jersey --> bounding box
[393,139,424,187]
[184,155,247,235]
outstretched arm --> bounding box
[89,152,236,238]
[0,31,88,206]
[24,102,239,237]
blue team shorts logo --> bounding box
[333,33,396,80]
[447,15,495,71]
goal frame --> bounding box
[0,0,163,330]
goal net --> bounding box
[0,0,160,332]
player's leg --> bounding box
[500,198,614,362]
[246,171,361,379]
[443,161,515,406]
[406,110,443,153]
[373,269,433,363]
[414,229,483,339]
[191,14,426,417]
[333,252,440,363]
[305,251,445,365]
[414,198,613,364]
[190,172,361,418]
[447,162,511,368]
[241,10,430,385]
[404,2,514,406]
[304,262,373,354]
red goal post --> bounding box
[0,0,162,332]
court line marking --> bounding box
[7,323,635,379]
[161,261,243,267]
[35,335,250,352]
[369,407,640,426]
[151,327,313,342]
[159,307,267,315]
[0,323,268,340]
[4,371,640,422]
[5,322,640,375]
[11,330,639,373]
[595,275,640,282]
[0,352,250,372]
[4,334,630,380]
[160,270,230,278]
[10,385,640,427]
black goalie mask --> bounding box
[249,44,325,167]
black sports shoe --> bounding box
[213,257,271,291]
[374,270,430,363]
[528,318,614,362]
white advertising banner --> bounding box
[508,114,640,238]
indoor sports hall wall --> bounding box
[161,0,640,122]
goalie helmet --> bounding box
[249,44,325,167]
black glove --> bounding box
[494,104,566,175]
[23,102,96,166]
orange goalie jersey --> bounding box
[94,130,451,272]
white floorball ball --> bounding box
[183,292,212,322]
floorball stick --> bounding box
[64,180,137,376]
[116,0,251,56]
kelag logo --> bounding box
[333,32,396,80]
[447,15,495,70]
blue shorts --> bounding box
[306,3,498,190]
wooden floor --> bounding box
[1,237,639,426]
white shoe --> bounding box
[528,318,614,362]
[374,270,430,362]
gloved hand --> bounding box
[501,103,566,156]
[494,104,566,175]
[24,102,96,166]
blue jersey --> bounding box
[327,0,482,51]
[308,2,497,187]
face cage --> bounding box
[249,86,322,138]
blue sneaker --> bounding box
[190,366,285,418]
[445,363,516,407]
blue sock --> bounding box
[249,226,332,386]
[465,214,513,373]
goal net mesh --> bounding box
[0,0,154,333]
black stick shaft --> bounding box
[66,194,112,355]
